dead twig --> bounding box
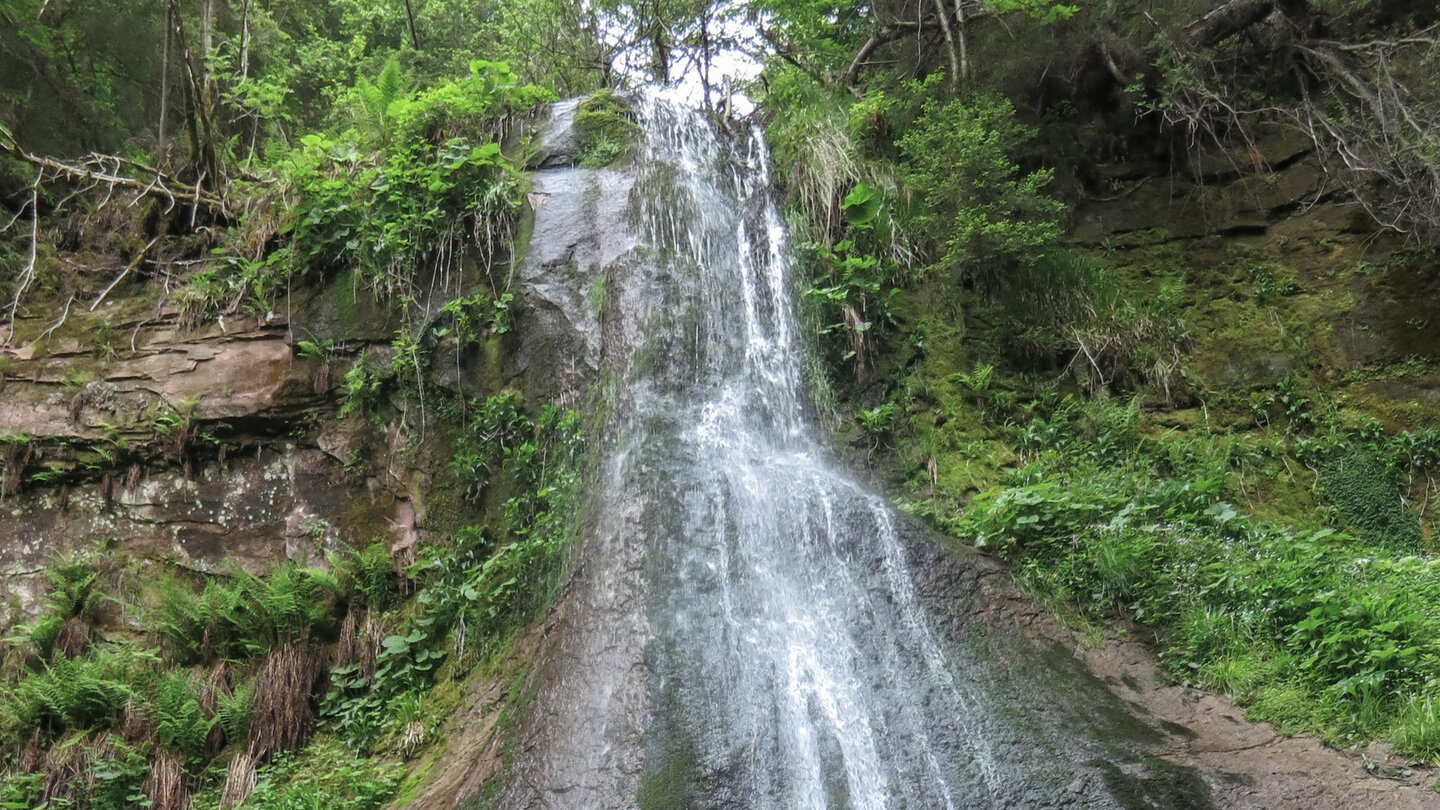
[3,171,40,345]
[0,141,230,217]
[91,237,160,311]
[34,295,74,344]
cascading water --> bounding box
[499,91,1143,809]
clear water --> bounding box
[498,91,1122,809]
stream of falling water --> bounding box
[499,90,1114,809]
[630,92,994,808]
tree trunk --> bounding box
[1183,0,1276,50]
[402,0,420,49]
[166,0,219,189]
[159,3,171,151]
[933,0,961,93]
[200,0,213,83]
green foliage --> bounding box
[574,90,642,168]
[285,60,550,304]
[5,648,142,735]
[0,552,356,807]
[218,679,256,747]
[0,0,166,155]
[800,178,911,383]
[343,541,403,612]
[151,670,214,764]
[1319,449,1423,550]
[944,430,1440,756]
[325,393,584,753]
[197,737,400,810]
[897,91,1063,277]
[0,731,150,810]
[155,564,341,666]
[761,77,867,231]
[803,237,902,375]
[353,56,408,141]
[1248,262,1298,306]
[322,615,446,752]
[339,361,385,421]
[438,395,585,646]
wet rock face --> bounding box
[514,165,636,406]
[0,447,405,623]
[0,315,413,627]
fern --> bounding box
[355,56,405,141]
[18,652,135,732]
[151,671,213,762]
[217,679,255,745]
[375,57,403,121]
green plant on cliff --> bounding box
[952,447,1440,756]
[154,564,341,666]
[191,737,400,810]
[896,91,1062,280]
[574,89,642,168]
[323,393,584,754]
[285,59,549,306]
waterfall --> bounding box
[498,90,1128,810]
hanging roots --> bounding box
[142,750,189,810]
[52,617,90,661]
[335,609,359,669]
[247,642,328,761]
[219,751,257,809]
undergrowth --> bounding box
[0,391,585,806]
[901,391,1440,762]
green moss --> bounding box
[389,745,441,807]
[1091,757,1217,810]
[1319,448,1422,549]
[513,194,536,266]
[574,90,641,169]
[636,753,694,810]
[589,269,608,318]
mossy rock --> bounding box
[574,90,641,169]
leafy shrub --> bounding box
[896,91,1062,278]
[325,393,584,753]
[7,648,142,735]
[574,89,641,168]
[1319,448,1422,549]
[956,461,1440,755]
[342,541,403,612]
[285,60,550,304]
[194,737,399,810]
[151,670,213,764]
[155,564,341,666]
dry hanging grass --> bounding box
[52,617,90,661]
[312,361,332,394]
[143,750,189,810]
[335,609,359,669]
[247,642,327,761]
[40,733,90,806]
[2,439,33,496]
[359,612,384,688]
[83,733,129,797]
[120,698,153,745]
[218,751,257,809]
[198,661,231,759]
[18,727,44,773]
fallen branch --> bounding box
[35,295,74,344]
[91,237,161,311]
[0,141,231,217]
[2,172,40,346]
